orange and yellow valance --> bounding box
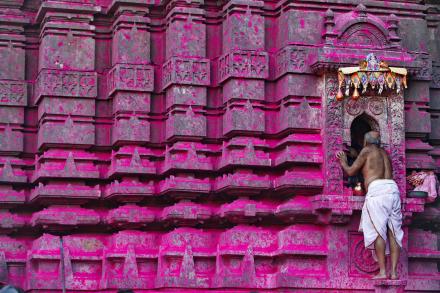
[336,53,407,101]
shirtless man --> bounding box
[336,131,404,280]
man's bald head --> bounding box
[364,131,380,147]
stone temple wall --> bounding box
[0,0,439,291]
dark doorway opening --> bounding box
[346,114,376,189]
[350,114,373,154]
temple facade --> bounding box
[0,0,439,292]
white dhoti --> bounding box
[359,179,404,253]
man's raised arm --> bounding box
[336,148,368,176]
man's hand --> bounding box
[336,151,348,164]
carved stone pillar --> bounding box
[0,4,29,286]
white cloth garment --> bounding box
[359,179,404,253]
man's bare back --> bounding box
[357,145,393,190]
[337,135,393,191]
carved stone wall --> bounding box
[0,0,439,292]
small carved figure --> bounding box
[337,131,403,280]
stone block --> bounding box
[218,198,273,224]
[275,144,323,166]
[0,80,27,106]
[405,104,430,134]
[213,171,271,195]
[278,225,327,255]
[108,147,156,177]
[158,174,210,198]
[223,101,265,136]
[431,66,440,89]
[108,63,154,95]
[274,46,310,78]
[38,117,95,148]
[430,115,440,141]
[166,7,206,58]
[162,57,210,89]
[165,85,207,109]
[163,142,212,173]
[0,210,26,233]
[166,107,206,140]
[0,45,25,80]
[63,235,105,291]
[0,125,23,153]
[161,201,212,226]
[222,0,264,52]
[112,116,150,145]
[275,196,315,223]
[273,169,323,195]
[156,228,217,288]
[103,178,156,203]
[0,107,24,124]
[222,79,264,102]
[112,21,151,64]
[31,206,101,230]
[275,74,321,100]
[278,99,321,132]
[101,231,159,289]
[27,234,62,290]
[33,151,100,181]
[277,10,323,48]
[38,97,95,120]
[0,185,26,206]
[0,236,27,287]
[218,50,268,83]
[35,69,98,102]
[0,159,27,183]
[404,80,430,103]
[39,33,95,71]
[106,204,157,228]
[113,92,151,114]
[29,182,100,204]
[219,140,271,169]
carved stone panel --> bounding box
[35,69,98,102]
[348,232,379,277]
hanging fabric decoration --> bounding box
[336,53,407,101]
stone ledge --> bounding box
[374,279,407,293]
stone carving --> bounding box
[389,94,406,194]
[36,69,97,100]
[431,66,440,89]
[324,74,343,194]
[0,80,27,106]
[112,116,150,144]
[166,106,206,139]
[162,57,210,89]
[279,99,321,131]
[350,233,379,274]
[275,46,307,77]
[223,100,265,135]
[108,64,154,95]
[218,50,268,83]
[368,98,384,115]
[340,23,388,48]
[345,98,364,116]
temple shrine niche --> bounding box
[0,1,439,292]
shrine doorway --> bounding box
[350,114,372,153]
